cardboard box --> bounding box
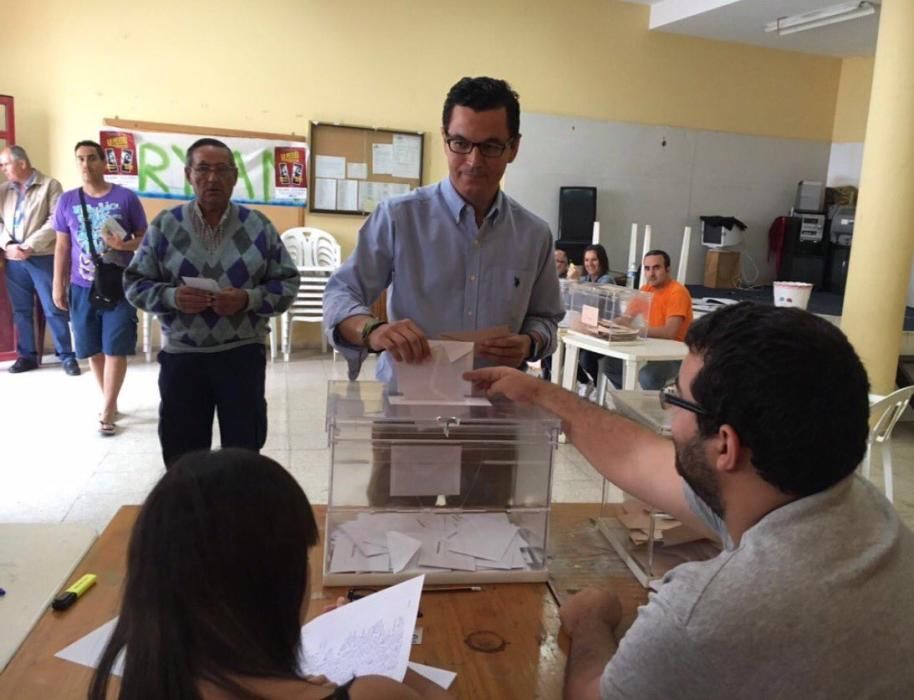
[704,250,741,288]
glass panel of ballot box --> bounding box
[324,381,561,586]
[564,282,653,342]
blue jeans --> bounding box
[4,255,74,361]
[602,358,681,390]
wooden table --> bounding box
[0,503,646,700]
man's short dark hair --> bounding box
[185,138,234,168]
[443,77,521,139]
[644,249,671,268]
[685,302,869,497]
[74,140,104,160]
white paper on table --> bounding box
[182,276,221,293]
[336,179,359,211]
[55,617,124,675]
[347,162,368,180]
[394,340,473,402]
[449,514,519,563]
[315,154,346,179]
[387,531,423,573]
[390,444,461,498]
[408,661,457,689]
[314,178,337,210]
[299,575,424,684]
[56,582,440,689]
[392,134,421,179]
[372,143,394,175]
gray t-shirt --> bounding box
[601,475,914,699]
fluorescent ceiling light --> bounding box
[764,1,876,36]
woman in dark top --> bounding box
[89,449,448,700]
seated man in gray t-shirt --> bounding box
[466,302,914,699]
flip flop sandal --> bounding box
[99,420,116,436]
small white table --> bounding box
[560,331,688,404]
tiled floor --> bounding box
[0,351,614,534]
[2,351,911,534]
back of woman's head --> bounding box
[90,449,319,700]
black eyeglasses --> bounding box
[444,135,514,158]
[659,378,707,415]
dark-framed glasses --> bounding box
[445,135,514,158]
[190,164,236,177]
[659,378,707,415]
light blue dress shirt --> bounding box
[324,177,565,381]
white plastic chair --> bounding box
[280,227,341,360]
[863,386,914,503]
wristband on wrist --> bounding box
[361,318,387,352]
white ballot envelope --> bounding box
[102,216,129,240]
[394,340,474,403]
[182,276,221,293]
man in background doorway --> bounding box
[0,145,78,375]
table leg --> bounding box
[551,335,565,387]
[622,359,638,390]
[561,343,580,392]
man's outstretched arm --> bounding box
[464,367,704,532]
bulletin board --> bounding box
[309,122,423,216]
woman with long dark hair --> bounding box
[581,244,610,284]
[89,449,447,700]
[578,244,611,394]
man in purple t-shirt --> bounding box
[53,140,147,436]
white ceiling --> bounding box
[622,0,880,57]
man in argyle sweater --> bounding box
[125,138,299,467]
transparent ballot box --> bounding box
[564,282,653,342]
[598,390,720,587]
[324,380,561,586]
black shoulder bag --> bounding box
[78,188,125,310]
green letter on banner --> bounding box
[140,143,169,193]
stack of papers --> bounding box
[328,512,536,574]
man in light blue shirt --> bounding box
[324,76,563,381]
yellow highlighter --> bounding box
[52,574,97,611]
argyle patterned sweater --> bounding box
[125,202,299,353]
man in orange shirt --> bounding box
[605,249,693,390]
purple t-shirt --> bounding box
[53,184,148,288]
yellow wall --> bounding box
[1,0,847,347]
[831,56,875,143]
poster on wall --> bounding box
[98,128,308,207]
[273,146,308,202]
[99,131,138,188]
